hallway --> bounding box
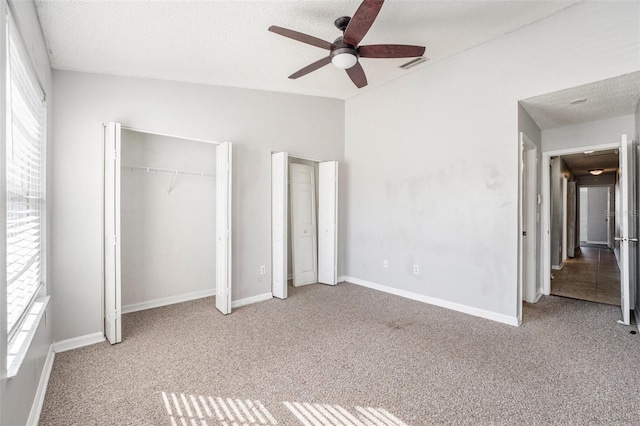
[551,246,620,305]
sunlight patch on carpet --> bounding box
[282,401,408,426]
[161,392,277,425]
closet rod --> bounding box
[123,165,215,178]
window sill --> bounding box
[7,296,50,379]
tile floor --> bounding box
[551,246,621,306]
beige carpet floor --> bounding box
[40,282,640,425]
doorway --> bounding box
[541,137,635,325]
[103,122,233,345]
[271,153,338,299]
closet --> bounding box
[271,152,338,299]
[103,123,232,344]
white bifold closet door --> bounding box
[318,161,338,285]
[104,122,122,344]
[272,152,288,299]
[216,142,232,315]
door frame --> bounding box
[541,142,621,296]
[518,132,538,324]
[271,152,339,299]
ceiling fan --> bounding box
[269,0,425,88]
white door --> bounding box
[104,122,122,344]
[216,142,232,314]
[318,161,338,285]
[562,177,568,262]
[618,135,636,325]
[272,152,288,299]
[290,163,318,286]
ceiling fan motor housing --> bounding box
[334,16,351,32]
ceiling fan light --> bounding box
[331,52,357,69]
[589,169,604,176]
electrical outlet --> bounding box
[413,265,419,274]
[260,265,266,275]
[383,260,388,268]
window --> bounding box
[5,8,47,376]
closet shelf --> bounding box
[123,164,215,178]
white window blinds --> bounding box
[5,11,46,341]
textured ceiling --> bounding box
[34,0,580,99]
[560,149,619,177]
[520,72,640,130]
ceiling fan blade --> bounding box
[342,0,385,46]
[289,56,332,79]
[346,62,368,88]
[269,26,334,50]
[359,44,425,58]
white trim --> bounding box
[232,292,273,309]
[551,263,564,270]
[542,141,621,295]
[121,126,220,145]
[338,276,519,326]
[7,296,50,378]
[26,344,55,426]
[53,332,105,353]
[584,240,609,245]
[533,290,543,303]
[122,289,216,314]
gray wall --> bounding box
[51,71,345,342]
[542,115,635,152]
[120,130,217,308]
[343,1,639,320]
[0,1,54,425]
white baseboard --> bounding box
[232,292,273,309]
[551,263,564,270]
[534,290,543,303]
[53,332,105,353]
[287,274,293,280]
[122,289,216,314]
[27,344,55,426]
[338,276,519,327]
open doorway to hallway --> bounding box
[517,71,640,326]
[549,150,621,306]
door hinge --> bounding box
[113,235,118,245]
[227,229,230,238]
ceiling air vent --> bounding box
[399,57,429,70]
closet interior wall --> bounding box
[121,129,217,309]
